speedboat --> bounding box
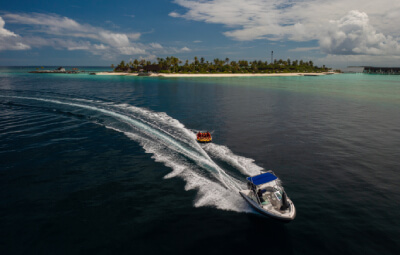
[197,131,212,143]
[239,171,296,222]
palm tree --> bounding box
[139,59,146,70]
[171,57,179,72]
[165,56,173,72]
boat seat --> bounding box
[261,200,270,205]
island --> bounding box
[95,56,337,77]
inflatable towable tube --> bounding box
[196,131,212,143]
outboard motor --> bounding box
[280,191,290,210]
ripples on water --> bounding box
[0,70,399,255]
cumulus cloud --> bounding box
[3,13,206,61]
[1,12,193,59]
[320,10,400,55]
[170,0,400,56]
[98,32,130,47]
[169,12,181,18]
[170,0,304,41]
[0,17,17,37]
[149,42,163,49]
[180,46,191,52]
[0,16,30,51]
[4,13,141,46]
[93,44,109,50]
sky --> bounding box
[1,0,400,68]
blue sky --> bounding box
[1,0,400,68]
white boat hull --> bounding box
[240,190,296,222]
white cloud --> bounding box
[320,10,400,55]
[4,13,142,45]
[164,46,191,53]
[180,46,191,52]
[1,13,152,57]
[142,54,157,61]
[4,13,84,36]
[2,12,195,61]
[145,43,191,55]
[118,46,146,55]
[171,0,400,56]
[149,43,163,49]
[93,44,109,50]
[67,45,90,51]
[288,47,320,52]
[9,42,31,50]
[0,17,17,37]
[316,54,400,69]
[98,32,130,47]
[127,33,141,40]
[169,12,181,18]
[0,16,30,51]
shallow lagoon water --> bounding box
[0,68,399,254]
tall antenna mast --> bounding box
[271,51,274,64]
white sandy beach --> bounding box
[95,72,333,77]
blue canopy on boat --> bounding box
[247,172,277,185]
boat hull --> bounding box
[197,138,212,143]
[239,190,296,222]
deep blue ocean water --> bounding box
[0,67,399,255]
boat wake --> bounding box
[1,93,263,212]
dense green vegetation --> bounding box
[113,56,329,73]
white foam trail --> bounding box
[114,103,202,153]
[202,143,263,176]
[5,95,257,212]
[111,103,245,190]
[106,127,250,212]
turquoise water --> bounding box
[0,68,399,254]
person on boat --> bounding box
[257,189,265,202]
